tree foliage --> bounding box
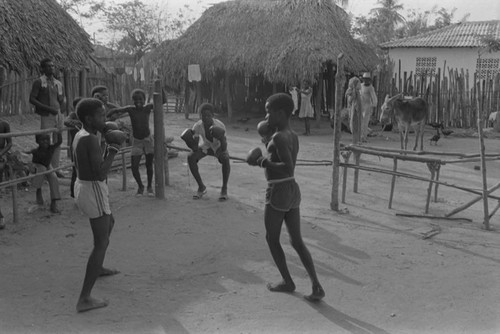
[352,0,469,55]
[57,0,198,61]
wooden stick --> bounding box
[0,164,73,189]
[434,166,441,202]
[0,127,71,138]
[341,153,350,204]
[488,201,500,219]
[340,163,500,201]
[331,53,344,212]
[346,145,443,164]
[388,157,397,209]
[425,164,436,214]
[121,150,127,191]
[353,152,360,193]
[166,144,246,162]
[396,213,473,222]
[11,185,18,224]
[445,181,500,217]
[153,87,165,199]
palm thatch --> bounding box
[0,0,93,73]
[151,0,378,87]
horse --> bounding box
[379,94,428,151]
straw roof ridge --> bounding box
[152,0,378,86]
[0,0,94,73]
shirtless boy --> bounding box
[246,93,325,301]
[73,98,124,312]
[107,89,154,196]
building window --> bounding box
[476,58,499,79]
[415,57,437,77]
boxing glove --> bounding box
[246,147,266,167]
[181,128,199,151]
[103,121,120,133]
[257,120,273,138]
[209,126,225,141]
[104,129,127,146]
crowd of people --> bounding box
[0,58,383,312]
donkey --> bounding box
[379,94,428,151]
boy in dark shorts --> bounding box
[25,132,62,213]
[73,98,124,312]
[107,89,154,196]
[184,103,230,201]
[246,93,325,302]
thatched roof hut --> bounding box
[151,0,378,87]
[0,0,93,73]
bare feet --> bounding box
[304,285,325,302]
[76,297,108,313]
[99,267,120,277]
[267,281,296,293]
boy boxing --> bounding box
[73,98,126,312]
[246,93,325,302]
[181,103,230,201]
[107,89,154,196]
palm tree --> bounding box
[369,0,405,42]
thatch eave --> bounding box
[150,0,378,87]
[0,0,94,74]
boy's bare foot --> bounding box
[147,186,154,197]
[304,285,325,302]
[99,267,120,277]
[267,281,296,293]
[76,297,108,313]
[135,186,144,197]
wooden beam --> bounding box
[330,53,344,211]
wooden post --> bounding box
[121,150,127,191]
[434,165,441,202]
[388,157,398,209]
[341,151,350,204]
[157,80,170,187]
[315,72,324,128]
[425,163,437,214]
[353,152,360,193]
[153,81,165,199]
[225,73,233,123]
[11,186,18,224]
[330,53,344,211]
[78,69,87,97]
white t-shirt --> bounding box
[192,119,226,152]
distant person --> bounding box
[181,103,230,201]
[91,85,120,114]
[0,118,12,229]
[298,81,314,135]
[289,86,299,116]
[29,58,65,178]
[64,97,83,198]
[360,72,378,142]
[246,93,325,302]
[346,76,362,143]
[25,131,63,213]
[73,98,125,313]
[107,89,154,196]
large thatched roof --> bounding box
[0,0,93,73]
[151,0,378,86]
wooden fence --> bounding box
[0,67,147,116]
[375,60,500,128]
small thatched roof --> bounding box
[0,0,93,73]
[151,0,378,87]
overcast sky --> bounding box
[160,0,500,22]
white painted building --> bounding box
[380,20,500,86]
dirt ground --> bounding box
[0,112,499,334]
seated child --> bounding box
[25,131,62,213]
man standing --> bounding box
[29,58,65,177]
[360,72,378,142]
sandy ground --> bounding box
[0,112,499,334]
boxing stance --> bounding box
[181,103,230,201]
[73,98,126,312]
[247,93,325,302]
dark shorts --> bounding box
[265,178,301,212]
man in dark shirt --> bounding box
[25,131,62,213]
[29,58,65,178]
